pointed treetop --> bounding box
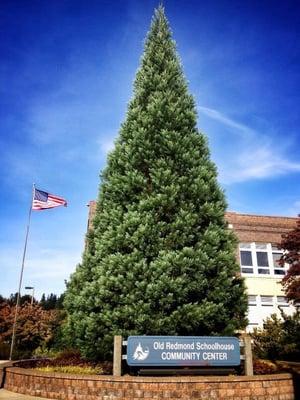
[130,4,189,116]
[147,3,172,43]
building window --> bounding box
[239,242,287,277]
[261,295,273,306]
[239,243,253,274]
[248,295,257,306]
[256,251,270,274]
[276,296,289,307]
[272,246,285,275]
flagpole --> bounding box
[9,184,35,360]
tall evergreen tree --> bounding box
[64,6,247,360]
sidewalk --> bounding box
[0,390,49,399]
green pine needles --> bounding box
[64,6,248,360]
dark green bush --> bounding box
[0,342,10,359]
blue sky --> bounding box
[1,0,299,298]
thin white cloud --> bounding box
[198,106,300,184]
[97,136,116,154]
[226,147,300,183]
[198,106,255,138]
[0,245,80,298]
[26,251,79,279]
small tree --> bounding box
[251,314,284,360]
[251,310,300,361]
[0,301,64,359]
[40,293,61,310]
[7,292,34,306]
[279,215,300,305]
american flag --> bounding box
[32,188,67,210]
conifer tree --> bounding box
[64,6,247,360]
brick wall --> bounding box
[4,367,295,400]
[225,212,297,243]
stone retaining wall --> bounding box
[3,367,295,400]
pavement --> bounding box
[0,390,49,399]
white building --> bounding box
[226,212,297,330]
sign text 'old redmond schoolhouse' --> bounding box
[127,336,240,366]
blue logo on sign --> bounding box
[133,343,150,361]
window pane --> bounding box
[258,268,270,274]
[261,295,273,303]
[240,251,253,266]
[277,296,287,303]
[248,295,256,304]
[242,267,253,274]
[273,253,283,268]
[274,270,285,275]
[257,252,269,267]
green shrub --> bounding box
[33,345,59,359]
[0,342,10,359]
[251,310,300,361]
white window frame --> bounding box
[271,245,286,276]
[256,243,270,275]
[239,243,254,274]
[239,242,288,277]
